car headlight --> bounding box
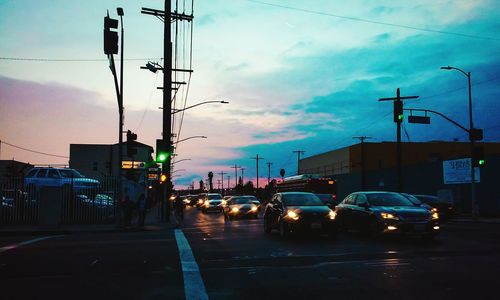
[231,207,239,213]
[431,207,438,213]
[431,212,439,219]
[251,206,258,212]
[380,212,399,220]
[198,199,203,204]
[328,210,337,220]
[287,211,299,220]
[221,200,227,206]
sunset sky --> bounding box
[1,0,499,188]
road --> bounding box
[1,206,500,299]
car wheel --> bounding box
[279,221,289,238]
[338,216,348,232]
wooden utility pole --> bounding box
[230,164,241,189]
[250,155,264,189]
[266,162,273,184]
[141,2,193,221]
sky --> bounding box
[1,0,499,189]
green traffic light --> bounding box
[479,159,485,166]
[157,153,168,162]
[398,114,404,121]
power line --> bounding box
[0,140,69,158]
[0,57,161,62]
[247,0,500,42]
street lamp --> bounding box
[441,65,476,220]
[173,135,207,144]
[171,158,192,165]
[170,101,229,114]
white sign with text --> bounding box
[443,158,480,184]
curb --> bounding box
[0,224,173,237]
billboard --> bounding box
[443,158,480,184]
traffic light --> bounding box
[394,101,403,123]
[472,146,486,167]
[156,139,171,163]
[104,15,118,55]
[160,173,167,183]
[126,130,137,157]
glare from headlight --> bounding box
[387,226,398,231]
[198,199,203,204]
[432,212,439,219]
[251,206,258,212]
[231,207,239,213]
[433,226,440,230]
[287,211,299,220]
[328,210,337,220]
[431,208,438,213]
[380,212,399,220]
[221,200,227,206]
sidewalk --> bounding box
[449,216,500,224]
[0,206,176,236]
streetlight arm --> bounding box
[172,101,228,114]
[173,136,207,144]
[441,66,469,78]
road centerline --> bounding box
[0,235,64,254]
[174,229,209,300]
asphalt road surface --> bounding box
[1,206,500,300]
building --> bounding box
[0,160,33,179]
[299,141,500,215]
[69,142,155,179]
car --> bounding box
[263,192,337,238]
[195,193,208,209]
[314,193,339,209]
[202,199,223,213]
[335,191,440,239]
[223,196,260,220]
[24,167,100,197]
[413,194,455,221]
[401,193,434,212]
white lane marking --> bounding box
[0,235,64,254]
[174,229,209,300]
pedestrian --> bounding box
[173,192,184,228]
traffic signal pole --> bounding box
[379,88,419,192]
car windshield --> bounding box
[366,193,414,206]
[231,198,255,204]
[402,193,422,205]
[208,194,222,200]
[283,193,324,206]
[415,195,440,203]
[59,169,84,178]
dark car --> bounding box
[202,199,223,213]
[414,194,455,221]
[315,193,339,208]
[263,192,337,238]
[401,193,434,212]
[335,191,440,239]
[223,196,259,220]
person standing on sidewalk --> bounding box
[173,192,184,228]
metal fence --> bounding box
[0,176,119,225]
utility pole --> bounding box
[250,155,264,189]
[379,88,419,192]
[141,2,193,221]
[353,136,372,191]
[230,164,241,189]
[218,171,227,191]
[293,150,305,175]
[227,175,231,189]
[266,162,273,184]
[240,167,245,185]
